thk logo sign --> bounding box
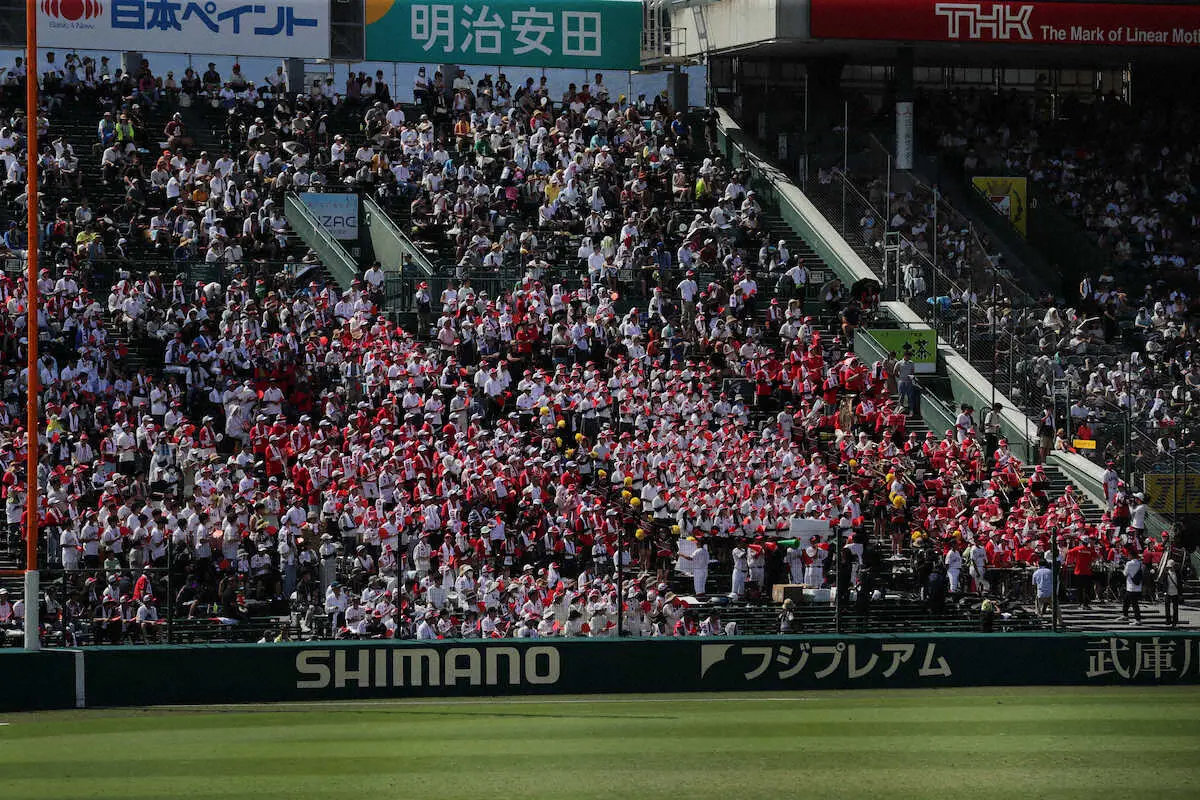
[41,0,103,20]
[934,2,1033,40]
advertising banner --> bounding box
[300,192,359,240]
[38,0,331,58]
[1143,473,1200,516]
[866,328,937,374]
[895,101,914,170]
[364,0,643,69]
[810,0,1200,48]
[64,633,1200,709]
[971,176,1028,237]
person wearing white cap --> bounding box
[679,537,709,597]
[415,611,437,640]
[1120,551,1144,625]
[1129,493,1148,546]
[1158,557,1181,627]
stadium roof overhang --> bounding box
[705,37,1199,68]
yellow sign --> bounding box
[1144,473,1200,515]
[972,176,1028,238]
[1072,439,1097,450]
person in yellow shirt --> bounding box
[545,174,562,205]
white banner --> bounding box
[38,0,331,59]
[788,518,833,542]
[895,100,914,170]
[300,192,358,240]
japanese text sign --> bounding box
[38,0,331,59]
[866,328,938,374]
[365,0,643,70]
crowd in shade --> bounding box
[0,59,1185,647]
[828,89,1200,469]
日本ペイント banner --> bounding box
[811,0,1200,48]
[37,0,331,58]
[365,0,643,70]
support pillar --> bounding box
[285,58,305,100]
[667,66,689,113]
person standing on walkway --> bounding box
[895,351,916,411]
[1066,537,1097,609]
[1121,551,1144,625]
[1031,561,1054,618]
[1157,557,1181,627]
[730,541,748,599]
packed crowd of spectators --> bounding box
[914,88,1199,466]
[0,61,1185,647]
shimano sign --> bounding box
[295,646,562,690]
[299,192,359,240]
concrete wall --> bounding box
[670,0,779,58]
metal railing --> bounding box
[284,193,361,290]
[10,563,1053,647]
[361,194,435,277]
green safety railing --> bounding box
[284,193,361,290]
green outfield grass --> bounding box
[2,687,1198,799]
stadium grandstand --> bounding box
[0,0,1197,657]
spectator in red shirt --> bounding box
[1066,537,1098,608]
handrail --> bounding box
[714,108,878,287]
[361,195,435,277]
[284,193,360,291]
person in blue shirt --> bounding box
[2,221,24,250]
[97,110,116,147]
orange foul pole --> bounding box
[24,0,40,651]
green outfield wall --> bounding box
[0,650,78,710]
[3,633,1198,711]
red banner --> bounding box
[810,0,1200,47]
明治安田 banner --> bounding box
[365,0,643,70]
